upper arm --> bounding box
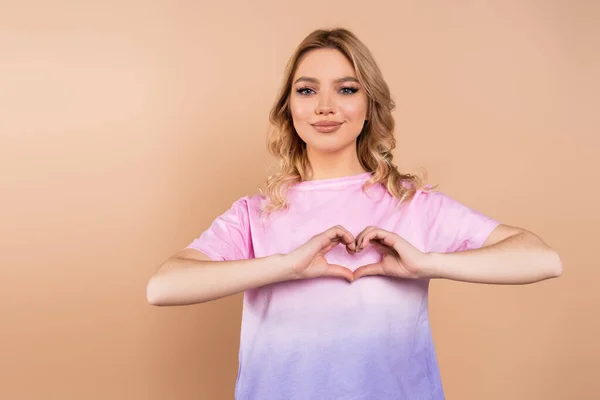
[184,197,254,261]
[173,248,213,261]
[155,198,254,274]
[482,223,526,247]
[416,190,501,252]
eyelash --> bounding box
[296,87,359,96]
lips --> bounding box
[311,120,343,133]
[312,121,342,127]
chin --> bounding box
[311,144,346,153]
[304,137,357,154]
[297,126,360,153]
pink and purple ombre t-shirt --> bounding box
[186,172,499,399]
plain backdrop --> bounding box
[1,1,598,399]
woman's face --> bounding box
[289,48,368,154]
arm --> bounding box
[146,249,292,306]
[146,225,358,306]
[423,224,563,284]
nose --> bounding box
[315,92,335,115]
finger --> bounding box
[336,226,358,254]
[360,229,400,251]
[322,236,346,253]
[354,226,377,251]
[370,240,392,254]
[357,229,388,250]
[353,262,385,279]
[321,242,336,254]
[334,224,354,239]
[323,264,354,282]
[323,226,356,251]
[354,225,376,243]
[334,225,357,251]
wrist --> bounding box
[271,253,301,281]
[419,252,444,279]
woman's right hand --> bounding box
[284,225,357,282]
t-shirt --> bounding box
[186,172,500,400]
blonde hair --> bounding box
[260,27,432,213]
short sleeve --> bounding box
[413,190,500,253]
[185,197,254,261]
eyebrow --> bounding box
[293,76,360,85]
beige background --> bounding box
[1,1,598,399]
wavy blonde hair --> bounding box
[260,28,432,213]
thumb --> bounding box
[353,262,384,280]
[322,264,354,282]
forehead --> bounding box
[294,48,357,80]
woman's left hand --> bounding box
[352,226,433,280]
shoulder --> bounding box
[406,189,453,214]
[225,193,267,217]
[404,188,500,252]
[405,188,491,221]
[411,188,454,201]
[237,193,267,209]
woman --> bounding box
[146,28,562,400]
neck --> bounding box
[305,143,366,181]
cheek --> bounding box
[340,99,368,121]
[290,98,314,122]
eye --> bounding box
[296,87,315,95]
[340,87,359,95]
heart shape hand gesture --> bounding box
[286,225,432,282]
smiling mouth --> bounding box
[312,121,343,133]
[313,120,342,126]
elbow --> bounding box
[146,257,182,306]
[545,248,563,279]
[552,256,564,279]
[146,276,168,306]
